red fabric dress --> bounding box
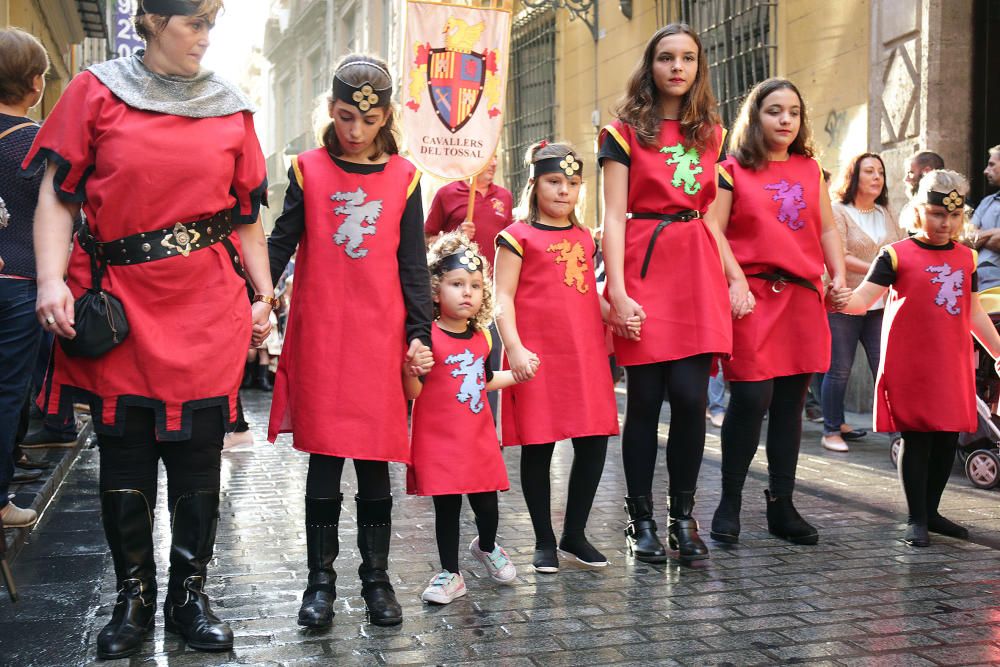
[875,239,977,433]
[407,325,509,495]
[599,120,731,366]
[720,154,830,381]
[268,149,420,462]
[21,72,266,440]
[496,222,619,446]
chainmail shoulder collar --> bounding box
[88,51,255,118]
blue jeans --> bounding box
[707,359,726,415]
[821,310,883,435]
[0,278,43,508]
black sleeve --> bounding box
[973,269,979,292]
[865,247,897,287]
[398,182,433,348]
[485,340,494,382]
[268,166,305,286]
[598,133,630,168]
[496,235,522,257]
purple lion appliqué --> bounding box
[763,180,807,230]
[926,263,964,316]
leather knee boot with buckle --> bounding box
[298,495,342,627]
[356,496,402,626]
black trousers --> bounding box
[898,431,958,525]
[432,492,499,573]
[306,454,391,499]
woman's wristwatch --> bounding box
[252,294,278,307]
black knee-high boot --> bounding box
[356,496,402,626]
[97,490,157,659]
[298,495,342,627]
[668,491,708,561]
[163,492,233,651]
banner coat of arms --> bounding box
[402,1,511,181]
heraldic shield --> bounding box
[427,48,486,133]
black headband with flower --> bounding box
[530,151,583,179]
[436,248,484,275]
[925,189,965,211]
[333,62,392,112]
[137,0,200,16]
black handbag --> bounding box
[59,237,129,358]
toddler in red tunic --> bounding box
[845,170,1000,548]
[494,141,623,574]
[405,233,525,605]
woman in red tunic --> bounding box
[495,141,622,574]
[266,55,433,628]
[406,233,521,605]
[28,0,272,657]
[600,24,731,563]
[706,78,848,546]
[845,170,1000,547]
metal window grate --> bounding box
[680,0,776,125]
[501,7,557,201]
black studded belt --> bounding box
[629,210,701,279]
[76,210,246,280]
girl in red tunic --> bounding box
[845,170,1000,547]
[599,24,731,563]
[266,55,433,628]
[28,1,272,657]
[495,141,623,574]
[705,78,849,546]
[405,233,523,605]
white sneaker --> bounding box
[421,571,467,604]
[470,537,517,583]
[821,434,849,452]
[709,412,725,428]
[1,502,38,528]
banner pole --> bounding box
[464,174,478,224]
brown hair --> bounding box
[427,232,494,330]
[0,28,49,105]
[134,0,224,41]
[514,141,584,229]
[835,153,889,207]
[909,150,944,171]
[321,54,398,160]
[729,77,815,171]
[613,24,720,152]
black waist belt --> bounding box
[76,210,245,280]
[748,270,819,294]
[630,210,701,279]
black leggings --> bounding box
[719,373,812,497]
[898,431,958,525]
[622,354,713,496]
[520,436,607,549]
[432,492,499,573]
[97,406,224,511]
[305,454,390,499]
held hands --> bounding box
[404,339,434,377]
[610,294,646,341]
[508,345,540,383]
[36,279,77,339]
[250,301,273,348]
[459,220,476,240]
[824,275,852,313]
[729,277,755,319]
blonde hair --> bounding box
[513,140,584,229]
[135,0,224,41]
[906,169,970,238]
[427,232,494,331]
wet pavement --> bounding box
[1,387,999,666]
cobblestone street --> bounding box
[2,388,999,666]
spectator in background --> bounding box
[972,145,1000,291]
[424,155,513,417]
[0,27,48,531]
[904,151,944,197]
[821,153,906,452]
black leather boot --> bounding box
[298,495,342,628]
[356,496,402,626]
[710,491,742,544]
[240,361,253,389]
[623,496,667,563]
[96,490,156,660]
[254,364,273,391]
[764,490,818,545]
[667,492,709,561]
[163,492,233,651]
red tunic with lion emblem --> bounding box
[873,239,977,433]
[719,154,830,381]
[268,149,420,462]
[598,119,731,366]
[495,221,619,446]
[407,324,509,495]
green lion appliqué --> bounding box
[659,143,703,195]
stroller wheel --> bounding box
[889,437,903,468]
[964,449,1000,490]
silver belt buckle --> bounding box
[772,279,787,294]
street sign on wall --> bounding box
[114,0,144,58]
